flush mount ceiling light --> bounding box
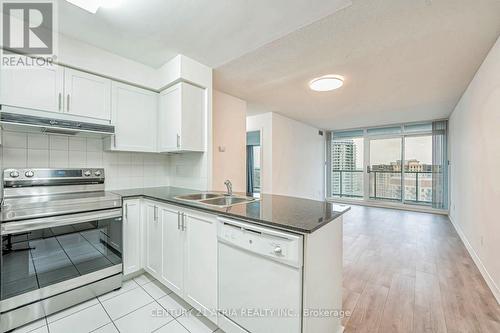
[309,75,344,92]
[65,0,122,14]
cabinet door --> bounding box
[158,84,182,152]
[0,65,64,113]
[160,206,184,295]
[111,82,158,152]
[123,199,142,275]
[180,83,205,152]
[144,202,162,278]
[183,212,217,314]
[64,68,111,121]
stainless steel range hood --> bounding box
[0,112,115,136]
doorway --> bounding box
[246,130,261,194]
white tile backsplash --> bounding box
[27,149,49,168]
[68,150,86,168]
[86,151,103,167]
[0,131,171,190]
[49,150,69,168]
[68,137,86,151]
[27,134,49,150]
[49,135,69,151]
[86,138,102,152]
[3,148,27,168]
[3,131,27,149]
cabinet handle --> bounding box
[181,213,186,231]
[154,206,158,222]
[177,212,180,230]
[58,93,62,111]
[67,94,70,112]
[124,204,128,219]
[176,134,180,149]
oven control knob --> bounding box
[84,170,91,177]
[94,170,102,177]
[9,170,19,178]
[25,170,34,178]
[274,246,283,256]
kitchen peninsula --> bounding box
[113,186,350,333]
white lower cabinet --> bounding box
[122,199,142,276]
[160,205,184,295]
[183,212,217,314]
[135,200,217,323]
[144,201,162,278]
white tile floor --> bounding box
[13,273,222,333]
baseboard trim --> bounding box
[449,215,500,305]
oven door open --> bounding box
[1,208,123,313]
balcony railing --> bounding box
[332,170,435,205]
[331,170,363,198]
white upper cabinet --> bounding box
[0,65,64,113]
[0,65,111,121]
[64,68,111,121]
[158,82,206,153]
[106,82,158,152]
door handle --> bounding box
[154,206,158,222]
[181,213,186,231]
[177,212,180,230]
[67,94,70,112]
[58,93,62,111]
[124,204,128,219]
[176,134,180,149]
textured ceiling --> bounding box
[58,0,351,68]
[214,0,500,130]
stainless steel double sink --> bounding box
[174,193,257,208]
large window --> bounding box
[330,137,364,198]
[327,121,448,209]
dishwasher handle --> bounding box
[217,217,301,241]
[217,217,303,268]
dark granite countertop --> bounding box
[111,186,350,234]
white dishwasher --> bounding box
[217,217,303,333]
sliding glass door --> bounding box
[403,135,433,204]
[328,121,448,209]
[368,137,403,201]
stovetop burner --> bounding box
[1,168,121,222]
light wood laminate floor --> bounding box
[342,205,500,333]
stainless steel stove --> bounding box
[0,168,123,332]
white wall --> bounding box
[0,130,169,190]
[449,36,500,303]
[58,34,159,89]
[59,36,214,91]
[272,113,325,200]
[247,113,273,194]
[212,90,247,192]
[247,112,325,200]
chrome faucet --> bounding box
[224,180,233,196]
